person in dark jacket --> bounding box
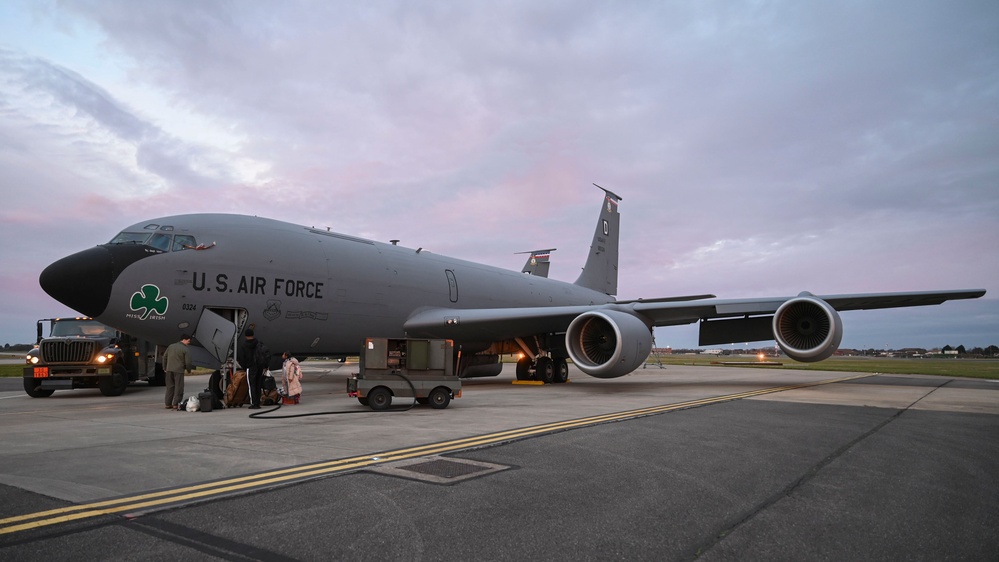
[164,334,193,410]
[238,329,269,410]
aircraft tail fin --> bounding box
[517,248,556,277]
[574,184,621,296]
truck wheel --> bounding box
[23,378,55,398]
[99,367,128,397]
[535,356,555,384]
[367,387,392,411]
[428,387,451,409]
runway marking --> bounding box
[0,373,870,536]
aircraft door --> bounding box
[194,308,246,364]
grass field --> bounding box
[3,353,997,379]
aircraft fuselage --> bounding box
[45,214,612,360]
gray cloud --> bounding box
[0,0,996,348]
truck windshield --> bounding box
[51,320,116,338]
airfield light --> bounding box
[758,353,765,361]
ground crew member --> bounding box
[164,334,193,410]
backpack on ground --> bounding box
[208,369,225,409]
[225,370,249,407]
[261,373,280,406]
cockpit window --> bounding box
[109,230,197,251]
[173,235,197,251]
[109,232,151,245]
[148,233,172,251]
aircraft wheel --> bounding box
[427,387,451,409]
[553,357,569,383]
[535,356,555,384]
[367,387,392,411]
[515,356,532,380]
[99,367,129,397]
[23,378,55,398]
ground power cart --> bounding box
[348,338,461,410]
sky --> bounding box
[1,0,997,351]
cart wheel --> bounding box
[368,387,392,411]
[428,387,451,409]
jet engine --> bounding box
[772,295,843,362]
[565,310,652,378]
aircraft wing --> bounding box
[631,289,988,325]
[405,289,986,342]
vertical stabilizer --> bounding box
[574,185,621,295]
[518,248,556,277]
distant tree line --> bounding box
[658,345,999,358]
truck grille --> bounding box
[41,340,97,363]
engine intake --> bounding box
[565,310,652,378]
[773,295,843,362]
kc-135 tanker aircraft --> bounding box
[38,186,985,383]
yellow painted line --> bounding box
[0,373,869,535]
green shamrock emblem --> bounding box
[130,284,169,320]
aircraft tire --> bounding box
[99,367,129,397]
[428,387,451,409]
[553,357,569,383]
[515,356,532,380]
[367,387,392,411]
[535,357,555,384]
[23,378,55,398]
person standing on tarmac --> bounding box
[164,334,193,410]
[282,351,303,404]
[239,329,270,410]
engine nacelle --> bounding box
[773,295,843,362]
[565,310,652,378]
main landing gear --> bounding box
[515,355,569,384]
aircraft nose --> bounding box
[39,246,115,317]
[39,244,161,318]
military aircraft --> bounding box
[38,186,985,383]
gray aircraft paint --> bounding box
[38,187,985,377]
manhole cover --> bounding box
[402,459,489,478]
[368,456,510,484]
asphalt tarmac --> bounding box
[1,362,997,560]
